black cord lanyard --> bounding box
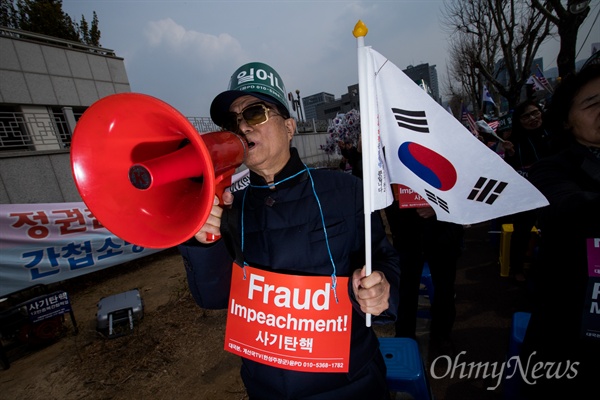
[240,165,340,303]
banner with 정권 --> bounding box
[0,202,163,297]
[0,170,252,297]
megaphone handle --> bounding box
[205,172,234,242]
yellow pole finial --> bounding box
[353,20,368,38]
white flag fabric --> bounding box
[357,43,394,213]
[482,85,496,105]
[364,47,548,224]
[528,75,545,92]
[527,67,553,93]
[532,74,553,93]
[526,75,535,85]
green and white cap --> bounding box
[210,62,291,127]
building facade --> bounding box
[0,27,131,203]
[315,84,360,120]
[402,63,440,104]
[0,27,340,204]
[304,62,441,122]
[301,91,335,121]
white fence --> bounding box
[292,131,338,167]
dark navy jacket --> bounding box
[179,148,400,398]
[520,141,600,397]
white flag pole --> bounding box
[354,20,375,327]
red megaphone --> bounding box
[70,93,247,248]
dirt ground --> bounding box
[0,248,248,400]
[1,222,521,400]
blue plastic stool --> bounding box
[417,263,434,319]
[503,312,531,400]
[379,337,431,399]
[509,312,531,357]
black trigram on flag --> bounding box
[424,189,449,213]
[468,177,508,204]
[391,108,429,133]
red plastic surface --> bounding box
[70,93,245,248]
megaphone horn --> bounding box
[70,93,247,248]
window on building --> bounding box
[51,106,86,149]
[0,106,32,152]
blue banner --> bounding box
[0,202,164,297]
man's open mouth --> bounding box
[245,138,256,149]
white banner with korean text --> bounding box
[0,202,163,297]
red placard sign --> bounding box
[224,264,352,372]
[393,184,429,208]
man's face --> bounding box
[230,95,295,178]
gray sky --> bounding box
[62,0,599,118]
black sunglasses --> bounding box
[223,103,281,133]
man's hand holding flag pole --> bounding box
[354,21,394,327]
[353,20,548,326]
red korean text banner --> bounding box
[393,184,429,208]
[0,202,162,297]
[224,265,352,373]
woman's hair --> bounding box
[510,99,543,140]
[513,99,541,119]
[545,64,600,148]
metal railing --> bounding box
[297,119,330,133]
[0,26,117,58]
[187,117,220,133]
[0,110,74,152]
[187,117,331,135]
[0,109,333,154]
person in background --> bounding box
[178,62,400,400]
[519,63,599,398]
[338,139,362,178]
[488,113,515,237]
[495,112,514,159]
[503,100,552,282]
[384,194,464,359]
[475,119,513,157]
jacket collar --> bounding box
[249,147,308,191]
[571,142,600,184]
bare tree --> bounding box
[446,36,482,115]
[442,0,552,109]
[531,0,591,78]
